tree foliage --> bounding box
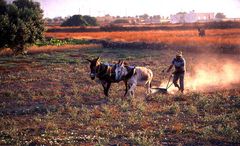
[111,19,129,24]
[0,0,8,49]
[0,0,45,54]
[0,0,7,14]
[61,15,98,26]
[215,13,226,19]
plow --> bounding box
[151,74,174,94]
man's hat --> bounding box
[176,51,182,57]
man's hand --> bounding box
[166,68,171,73]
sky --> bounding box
[6,0,240,18]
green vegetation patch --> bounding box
[35,38,90,47]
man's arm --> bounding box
[182,58,186,72]
[167,64,173,73]
[180,58,185,67]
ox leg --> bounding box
[146,82,152,95]
[128,83,137,98]
[102,81,111,97]
[124,80,129,97]
[105,82,111,97]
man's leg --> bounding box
[173,73,180,90]
[179,73,185,93]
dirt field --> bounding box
[0,42,240,145]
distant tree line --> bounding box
[215,13,226,19]
[111,19,130,24]
[61,15,98,26]
[0,0,44,55]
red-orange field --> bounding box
[46,28,240,47]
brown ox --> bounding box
[115,61,153,97]
[87,57,133,97]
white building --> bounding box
[170,11,214,23]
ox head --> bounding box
[115,60,127,81]
[86,57,100,80]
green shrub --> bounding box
[0,0,45,54]
[61,15,98,26]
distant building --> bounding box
[96,15,171,26]
[170,11,214,23]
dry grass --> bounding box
[0,44,101,56]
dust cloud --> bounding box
[186,60,240,91]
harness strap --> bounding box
[124,66,135,80]
[96,63,113,78]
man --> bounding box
[167,51,186,93]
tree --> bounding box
[61,15,87,26]
[0,0,45,54]
[0,0,8,49]
[139,14,149,19]
[61,15,98,26]
[83,15,97,26]
[111,19,129,24]
[0,0,7,14]
[153,15,161,19]
[215,13,226,19]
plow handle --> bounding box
[166,74,173,90]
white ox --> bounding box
[115,61,153,97]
